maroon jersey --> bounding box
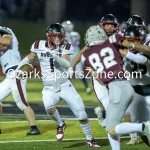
[82,36,124,85]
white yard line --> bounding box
[0,136,130,144]
[1,118,98,123]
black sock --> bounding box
[31,125,37,130]
[142,123,145,131]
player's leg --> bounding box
[60,80,100,148]
[106,81,150,149]
[131,94,150,145]
[42,87,65,141]
[125,94,140,145]
[92,78,109,127]
[12,79,40,135]
[0,78,12,134]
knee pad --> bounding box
[16,102,27,111]
[46,107,55,115]
[75,110,87,120]
[108,127,116,136]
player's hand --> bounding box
[119,49,128,57]
[68,67,74,79]
[122,39,134,48]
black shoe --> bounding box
[26,128,40,135]
[86,138,100,148]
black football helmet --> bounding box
[127,15,146,38]
[127,15,146,27]
[124,26,140,41]
[46,23,65,48]
[99,14,119,35]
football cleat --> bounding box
[142,121,150,146]
[86,138,100,148]
[94,106,106,128]
[26,128,40,136]
[126,138,139,145]
[86,87,92,95]
[56,121,66,141]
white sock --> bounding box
[80,123,92,140]
[51,109,64,126]
[115,123,143,134]
[108,134,120,150]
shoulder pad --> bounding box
[62,43,74,55]
[30,40,45,53]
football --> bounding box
[17,64,33,79]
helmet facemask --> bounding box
[99,14,119,35]
[47,32,65,48]
[100,22,119,35]
[46,24,65,49]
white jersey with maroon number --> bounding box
[0,27,21,74]
[30,40,74,91]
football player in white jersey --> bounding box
[0,27,40,135]
[61,21,92,94]
[17,23,100,148]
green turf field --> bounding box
[0,119,149,150]
[0,78,149,149]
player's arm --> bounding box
[71,45,87,68]
[0,34,12,51]
[86,67,104,85]
[0,44,8,51]
[122,39,150,57]
[17,52,37,70]
[0,34,12,46]
[51,53,70,69]
[119,49,147,64]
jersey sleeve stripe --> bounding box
[34,40,40,49]
[65,43,71,50]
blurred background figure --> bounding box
[61,20,92,94]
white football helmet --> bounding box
[85,25,107,47]
[61,21,74,32]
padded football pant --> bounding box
[42,80,87,120]
[0,71,28,111]
[106,80,134,132]
[131,93,150,123]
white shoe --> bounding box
[94,106,106,128]
[86,87,92,94]
[142,121,150,145]
[126,137,139,145]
